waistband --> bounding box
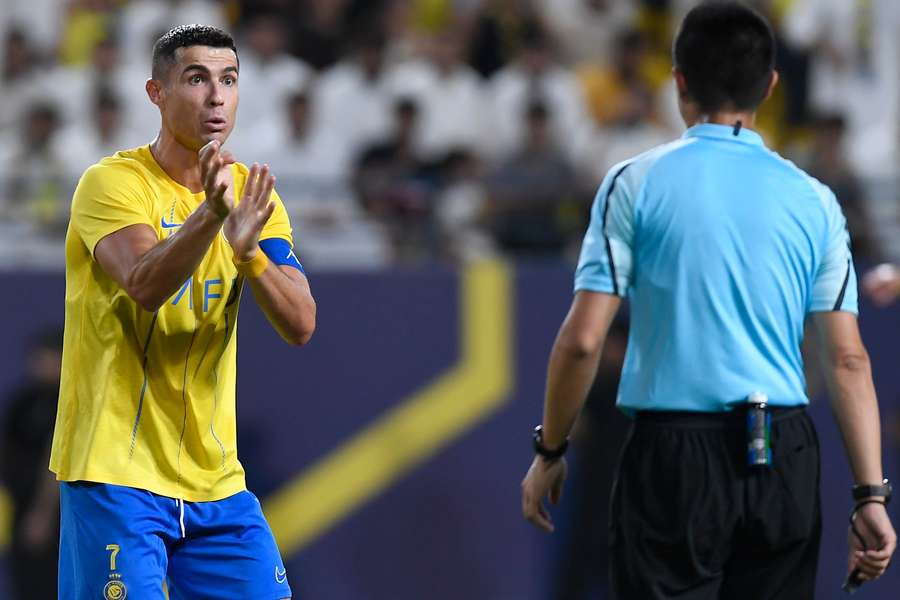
[634,406,806,429]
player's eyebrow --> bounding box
[182,64,238,76]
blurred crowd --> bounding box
[1,0,899,269]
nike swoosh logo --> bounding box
[275,566,287,584]
[161,216,184,229]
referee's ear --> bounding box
[762,70,780,104]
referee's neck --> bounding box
[693,111,757,131]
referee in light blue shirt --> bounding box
[520,3,896,599]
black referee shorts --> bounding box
[609,408,821,600]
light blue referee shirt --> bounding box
[576,123,857,413]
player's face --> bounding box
[157,45,239,151]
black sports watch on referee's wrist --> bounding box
[852,479,892,504]
[532,425,568,461]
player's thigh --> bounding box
[59,481,170,600]
[167,490,292,600]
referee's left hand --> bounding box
[521,456,567,532]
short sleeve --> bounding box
[70,163,155,257]
[574,163,636,296]
[808,186,858,314]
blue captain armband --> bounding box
[259,238,305,274]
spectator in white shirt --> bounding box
[486,24,591,162]
[390,28,488,161]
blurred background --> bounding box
[1,0,899,598]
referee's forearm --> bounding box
[827,355,885,485]
[541,334,604,449]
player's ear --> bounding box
[146,78,164,107]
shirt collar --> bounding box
[682,123,765,147]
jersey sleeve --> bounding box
[808,185,858,314]
[574,163,636,296]
[70,163,155,257]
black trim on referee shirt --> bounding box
[833,259,852,311]
[602,164,631,297]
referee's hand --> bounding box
[848,501,896,582]
[521,456,567,532]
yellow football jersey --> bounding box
[50,145,293,501]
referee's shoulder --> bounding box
[601,136,698,191]
[758,147,838,210]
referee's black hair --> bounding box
[151,24,237,80]
[673,1,775,113]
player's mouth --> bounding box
[204,118,228,132]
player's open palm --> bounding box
[199,140,236,219]
[225,163,276,261]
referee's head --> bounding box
[673,1,777,124]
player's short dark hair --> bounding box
[673,1,775,113]
[151,24,237,80]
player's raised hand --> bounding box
[224,163,276,262]
[199,140,236,219]
[521,456,567,533]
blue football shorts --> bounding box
[59,481,292,600]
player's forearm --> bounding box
[247,264,316,346]
[541,328,605,449]
[826,349,885,485]
[127,204,224,311]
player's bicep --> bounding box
[94,224,159,289]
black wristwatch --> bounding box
[852,479,892,505]
[533,425,568,461]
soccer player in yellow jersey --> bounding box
[49,25,315,600]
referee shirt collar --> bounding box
[682,123,765,147]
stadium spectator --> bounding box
[783,0,900,178]
[537,0,636,65]
[232,14,313,131]
[252,90,391,269]
[1,102,67,235]
[0,328,63,600]
[434,148,493,262]
[390,28,488,161]
[486,23,590,162]
[56,0,118,66]
[54,87,140,181]
[521,4,896,598]
[118,0,227,69]
[486,100,578,256]
[577,80,672,184]
[0,27,43,136]
[313,30,401,181]
[576,29,657,128]
[288,0,352,71]
[43,35,139,134]
[465,0,541,78]
[802,113,882,263]
[354,97,432,261]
